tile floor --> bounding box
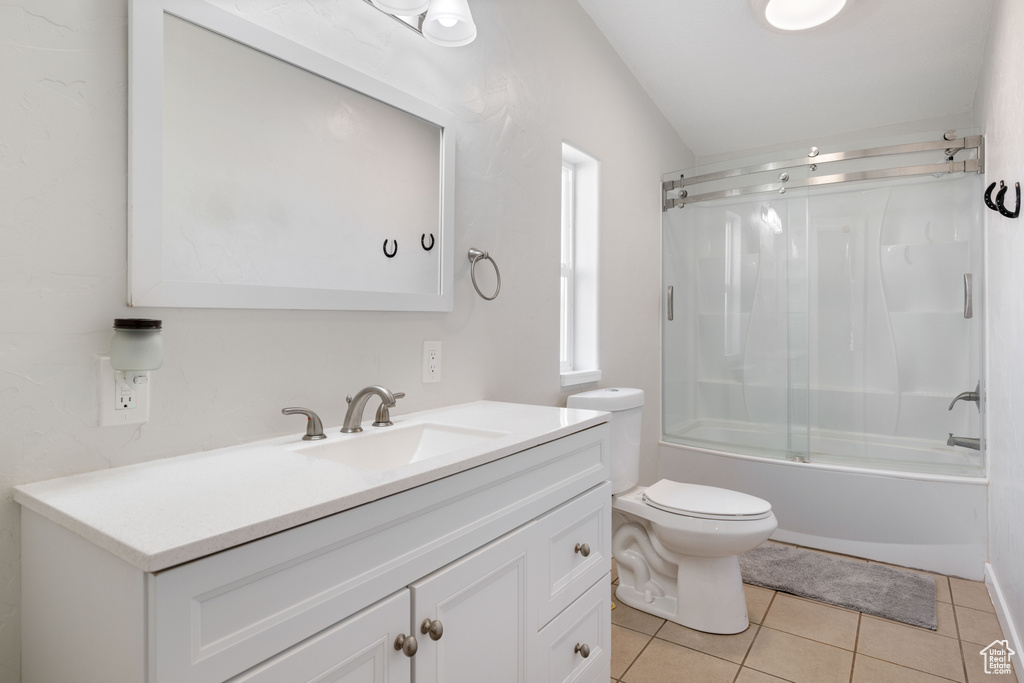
[610,545,1019,683]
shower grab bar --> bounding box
[666,286,674,321]
[671,159,982,207]
[963,273,973,319]
[675,136,983,188]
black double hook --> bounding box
[421,233,435,251]
[383,239,398,258]
[985,181,1020,219]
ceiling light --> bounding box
[423,0,477,47]
[751,0,854,33]
[371,0,430,16]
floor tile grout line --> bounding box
[849,612,861,683]
[950,582,972,683]
[759,592,864,653]
[617,630,656,682]
[729,590,780,683]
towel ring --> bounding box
[468,248,501,300]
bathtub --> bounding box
[659,438,988,579]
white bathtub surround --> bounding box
[660,441,988,579]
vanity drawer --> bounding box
[534,482,611,628]
[537,574,610,683]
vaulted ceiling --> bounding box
[576,0,994,158]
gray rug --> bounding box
[739,544,937,630]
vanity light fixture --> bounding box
[422,0,476,47]
[371,0,430,15]
[365,0,477,47]
[750,0,855,32]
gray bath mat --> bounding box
[739,543,937,630]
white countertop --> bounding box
[14,401,607,573]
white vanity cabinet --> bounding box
[19,416,611,683]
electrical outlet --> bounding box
[98,356,150,426]
[423,341,441,383]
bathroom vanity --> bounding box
[16,402,611,683]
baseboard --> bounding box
[985,562,1022,676]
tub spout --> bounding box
[947,433,981,450]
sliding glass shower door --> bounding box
[662,135,985,477]
[662,157,811,462]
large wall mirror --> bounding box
[129,0,454,310]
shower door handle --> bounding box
[963,273,973,319]
[667,286,674,321]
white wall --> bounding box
[0,1,693,677]
[974,0,1024,658]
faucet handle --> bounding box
[947,381,981,411]
[373,392,405,427]
[282,407,327,441]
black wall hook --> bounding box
[984,180,1020,219]
[999,181,1021,219]
[383,239,398,258]
[421,233,435,251]
[985,182,1000,211]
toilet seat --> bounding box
[642,479,773,521]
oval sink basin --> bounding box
[294,423,508,471]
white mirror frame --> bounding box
[128,0,455,311]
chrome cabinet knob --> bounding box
[574,642,591,658]
[420,618,444,641]
[394,634,418,657]
[574,542,591,557]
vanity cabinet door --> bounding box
[410,522,536,683]
[228,590,412,683]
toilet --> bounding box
[567,388,777,634]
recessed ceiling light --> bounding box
[750,0,855,33]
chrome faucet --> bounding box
[947,433,981,450]
[341,385,403,433]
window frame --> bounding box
[560,143,601,387]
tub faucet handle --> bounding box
[948,381,981,411]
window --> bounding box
[560,161,575,373]
[560,143,600,386]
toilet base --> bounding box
[615,554,751,634]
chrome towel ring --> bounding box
[468,248,501,300]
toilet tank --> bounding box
[567,388,643,494]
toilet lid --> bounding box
[643,479,773,521]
